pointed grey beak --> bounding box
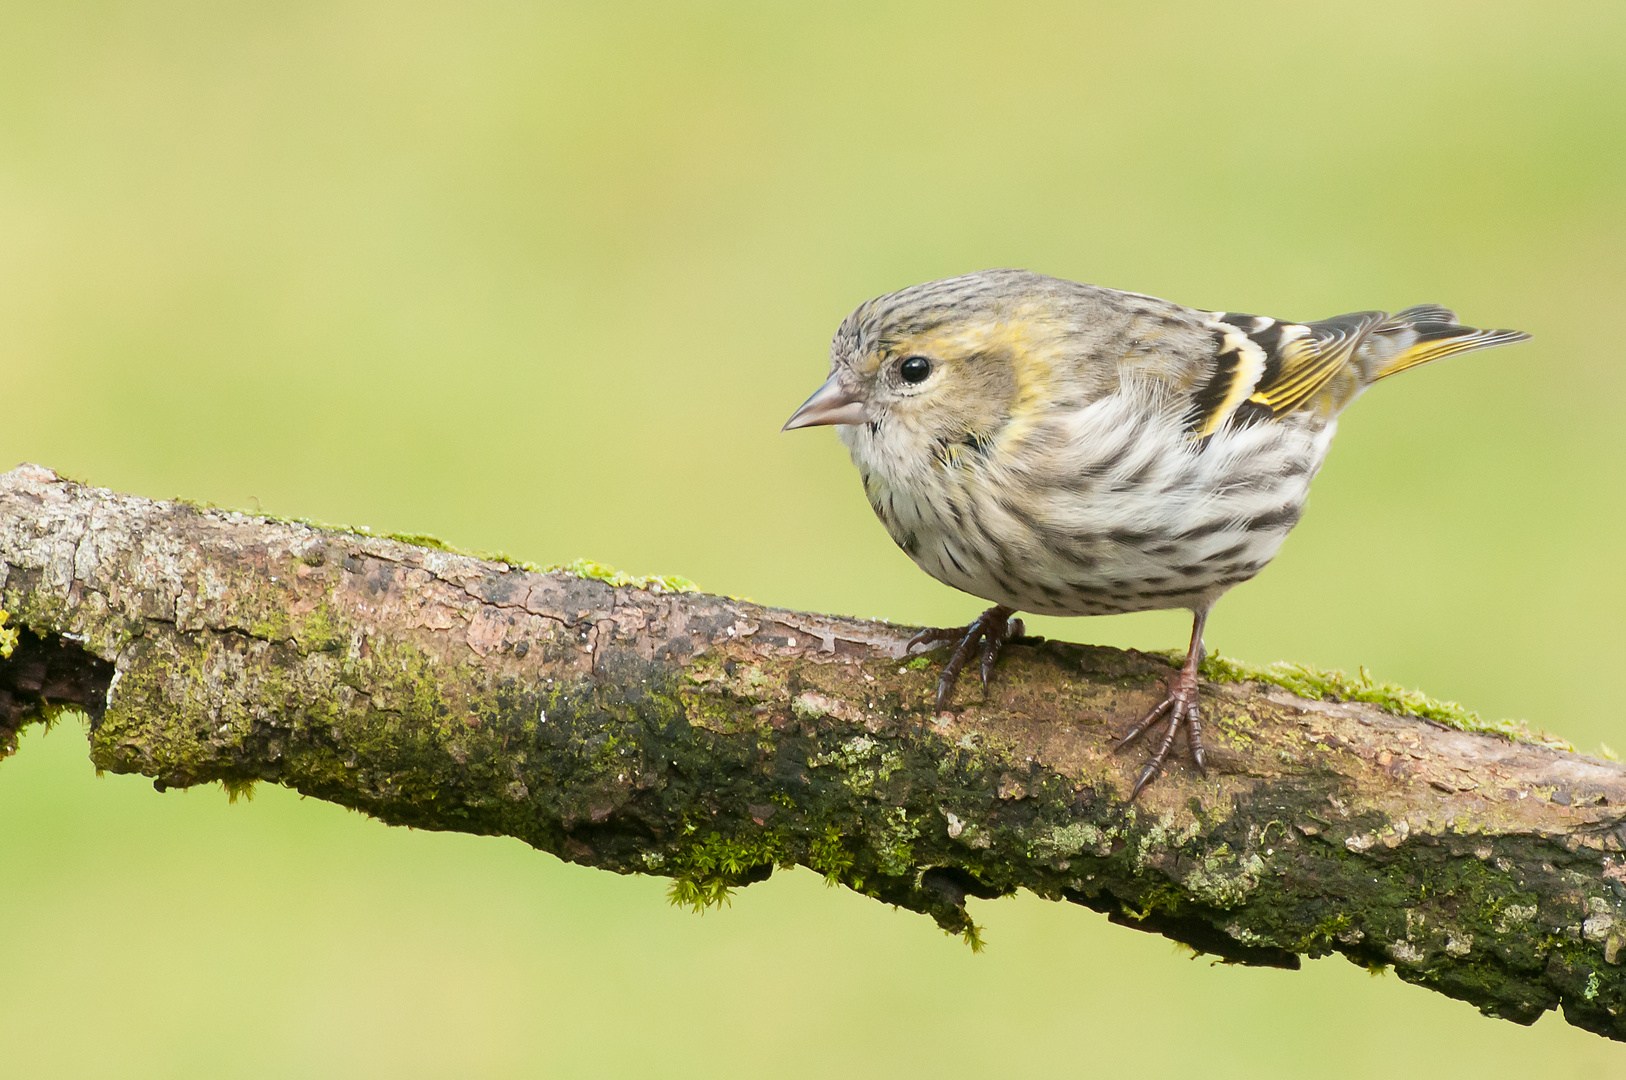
[782,372,868,431]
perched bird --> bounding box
[784,269,1528,797]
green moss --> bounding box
[959,924,986,952]
[165,498,532,571]
[0,608,16,659]
[1293,913,1354,952]
[32,704,80,734]
[1196,650,1572,751]
[379,532,457,552]
[872,807,920,876]
[548,558,700,595]
[89,611,486,810]
[336,524,542,574]
[809,826,855,885]
[164,495,703,593]
[666,824,788,911]
[2,705,85,765]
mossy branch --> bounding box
[4,463,1626,1040]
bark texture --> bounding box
[4,463,1626,1040]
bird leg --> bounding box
[906,605,1023,713]
[1115,608,1210,799]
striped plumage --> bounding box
[784,269,1528,795]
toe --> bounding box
[906,626,954,652]
[1186,704,1208,776]
[978,637,1001,689]
[1130,762,1160,800]
[1114,694,1174,751]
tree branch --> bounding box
[4,462,1626,1040]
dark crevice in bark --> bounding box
[0,628,113,749]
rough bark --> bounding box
[4,463,1626,1040]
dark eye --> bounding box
[899,356,932,384]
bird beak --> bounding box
[782,372,868,430]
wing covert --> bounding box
[1185,310,1388,434]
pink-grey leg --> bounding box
[1115,607,1210,799]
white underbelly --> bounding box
[858,411,1334,617]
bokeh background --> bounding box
[3,2,1624,1075]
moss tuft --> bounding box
[1196,650,1572,751]
[0,608,16,659]
[666,825,787,911]
[549,558,701,595]
[220,777,258,804]
[809,827,855,885]
[379,531,457,552]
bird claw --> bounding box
[908,606,1020,713]
[1115,666,1207,800]
[905,625,964,653]
[980,618,1023,689]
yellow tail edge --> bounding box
[1373,326,1531,382]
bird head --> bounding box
[782,270,1071,458]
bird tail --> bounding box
[1359,305,1530,384]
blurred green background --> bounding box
[3,1,1624,1075]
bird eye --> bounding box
[899,356,932,384]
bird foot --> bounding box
[906,605,1023,713]
[1114,663,1208,799]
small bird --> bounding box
[784,269,1528,797]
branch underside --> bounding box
[3,464,1626,1040]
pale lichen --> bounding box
[1182,843,1265,908]
[810,735,903,793]
[1029,821,1113,861]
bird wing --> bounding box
[1184,310,1386,436]
[1181,306,1528,437]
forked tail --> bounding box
[1358,305,1530,384]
